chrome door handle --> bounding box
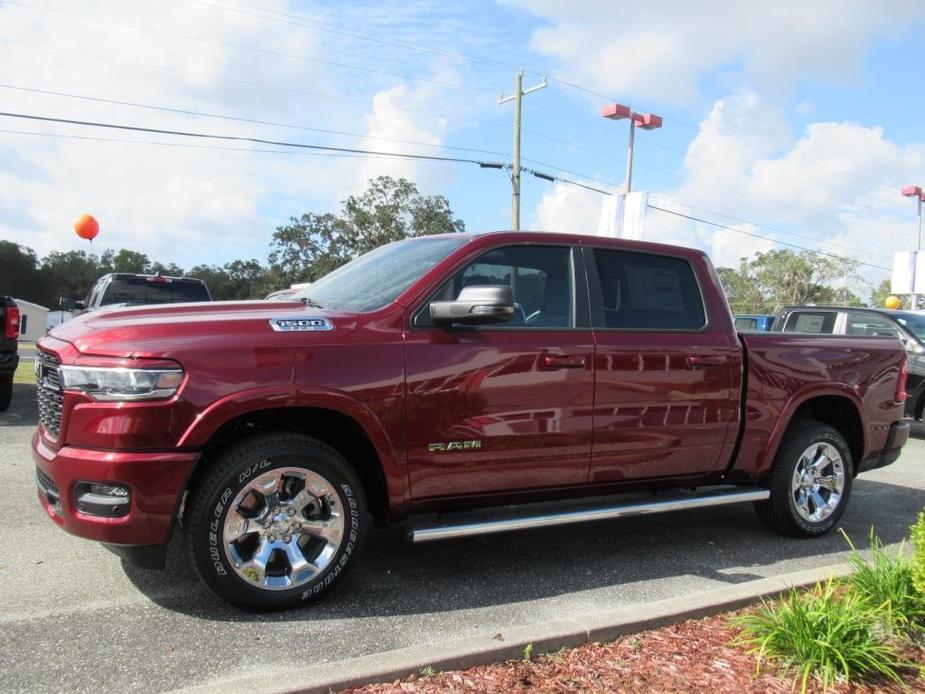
[687,354,726,368]
[543,354,586,369]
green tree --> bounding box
[269,176,465,286]
[717,249,863,315]
[0,241,44,303]
[870,279,892,308]
[40,250,104,307]
[188,259,270,300]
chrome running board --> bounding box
[409,488,770,543]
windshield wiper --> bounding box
[300,297,324,309]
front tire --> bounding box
[185,433,367,611]
[754,421,853,538]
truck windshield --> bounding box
[893,313,925,342]
[101,277,211,306]
[294,235,470,312]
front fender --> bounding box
[177,385,407,513]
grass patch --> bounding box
[734,579,906,692]
[843,529,924,632]
[12,360,33,384]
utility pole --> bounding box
[500,69,546,230]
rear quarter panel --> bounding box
[733,332,905,479]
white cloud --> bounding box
[657,91,925,282]
[531,182,604,234]
[505,0,925,103]
[0,1,472,267]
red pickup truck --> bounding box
[33,232,910,610]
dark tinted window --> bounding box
[422,245,573,328]
[100,277,211,306]
[592,249,705,330]
[783,311,837,334]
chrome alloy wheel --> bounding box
[222,466,345,591]
[790,442,845,523]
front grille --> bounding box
[36,466,61,513]
[36,351,63,437]
[35,467,58,494]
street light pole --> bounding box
[602,104,663,195]
[902,185,925,310]
[625,117,636,194]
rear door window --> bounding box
[783,312,837,333]
[591,249,706,330]
[846,313,899,337]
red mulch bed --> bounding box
[344,612,924,694]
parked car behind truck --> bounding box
[60,272,211,314]
[0,296,20,410]
[773,305,925,420]
[34,233,910,610]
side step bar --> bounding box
[409,488,770,543]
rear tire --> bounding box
[0,377,12,411]
[754,421,853,538]
[185,432,368,611]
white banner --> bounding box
[891,251,925,294]
[597,193,623,237]
[596,191,649,239]
[622,191,649,240]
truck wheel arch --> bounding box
[757,388,865,479]
[177,387,408,524]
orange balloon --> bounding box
[74,214,99,241]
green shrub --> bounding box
[912,510,925,599]
[843,528,923,631]
[734,579,905,692]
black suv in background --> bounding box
[61,273,212,313]
[773,305,925,420]
[0,296,20,411]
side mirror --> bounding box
[59,297,85,312]
[430,285,514,326]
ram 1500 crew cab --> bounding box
[33,232,910,610]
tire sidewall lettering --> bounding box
[205,455,361,602]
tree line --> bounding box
[0,177,464,306]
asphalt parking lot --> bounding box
[1,382,923,693]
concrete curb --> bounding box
[174,563,853,694]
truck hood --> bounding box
[44,300,359,359]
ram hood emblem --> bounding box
[269,317,334,332]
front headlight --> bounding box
[59,366,183,401]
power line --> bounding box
[0,111,504,166]
[0,83,508,157]
[0,127,416,159]
[0,36,508,134]
[185,0,525,75]
[646,203,891,272]
[648,195,893,261]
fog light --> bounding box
[89,483,130,497]
[75,481,131,518]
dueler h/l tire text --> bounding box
[754,420,853,538]
[185,432,367,611]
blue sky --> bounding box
[1,0,924,293]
